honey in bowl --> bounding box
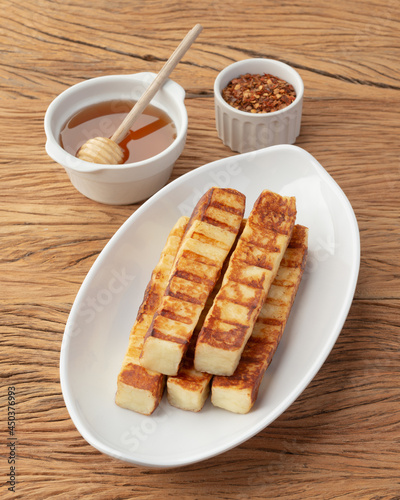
[59,100,177,164]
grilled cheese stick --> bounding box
[140,187,246,376]
[115,216,189,415]
[211,224,308,413]
[194,190,296,376]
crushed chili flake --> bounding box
[221,73,296,113]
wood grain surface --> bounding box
[1,0,399,498]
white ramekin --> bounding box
[44,73,188,205]
[214,58,304,153]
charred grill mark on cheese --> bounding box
[191,232,231,250]
[115,216,189,415]
[181,248,218,266]
[173,269,215,286]
[211,225,308,413]
[194,190,297,377]
[217,282,264,308]
[165,275,208,305]
[151,330,188,344]
[209,200,245,216]
[202,215,239,232]
[167,289,204,305]
[255,316,284,326]
[159,308,195,325]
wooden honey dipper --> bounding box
[77,24,202,165]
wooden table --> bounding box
[2,0,399,498]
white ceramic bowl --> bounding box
[44,73,188,205]
[214,58,304,153]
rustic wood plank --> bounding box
[1,0,400,498]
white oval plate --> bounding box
[60,145,360,468]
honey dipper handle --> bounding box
[111,24,203,145]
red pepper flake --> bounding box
[221,73,296,113]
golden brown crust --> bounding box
[115,216,189,415]
[185,187,246,233]
[249,190,297,235]
[137,284,163,319]
[151,329,188,344]
[118,363,165,394]
[199,323,248,350]
[211,224,308,412]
